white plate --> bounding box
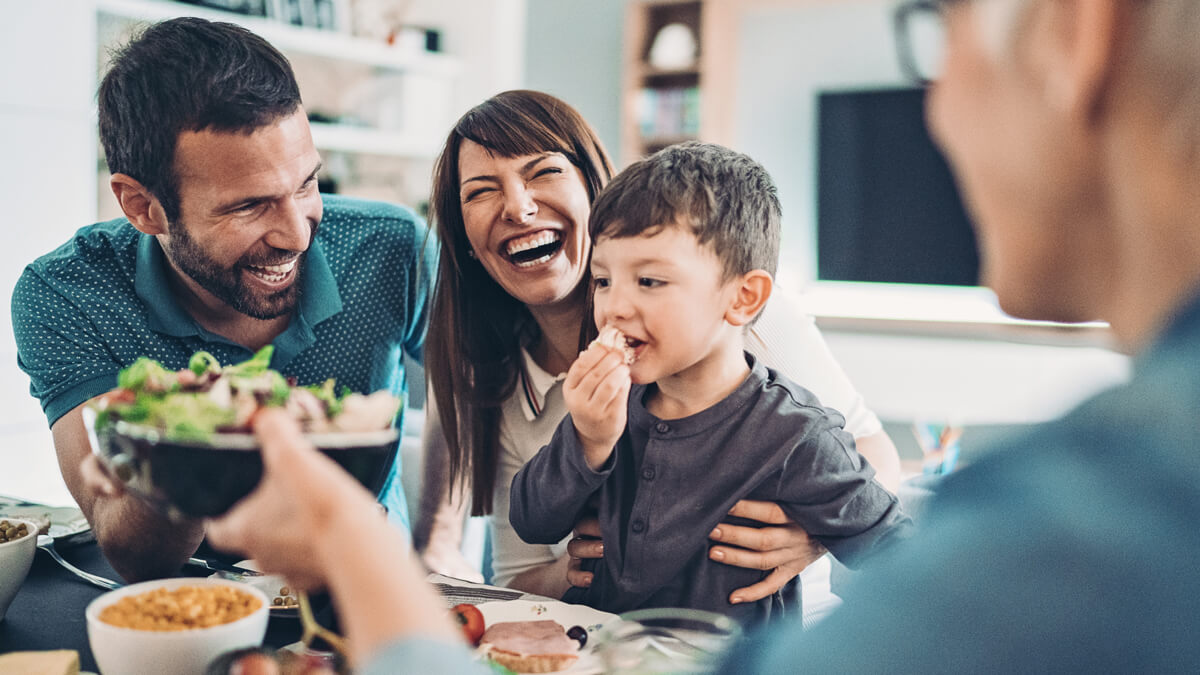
[0,497,93,545]
[208,560,299,619]
[474,599,619,674]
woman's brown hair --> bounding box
[426,90,614,516]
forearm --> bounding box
[505,553,572,598]
[509,461,591,545]
[91,495,205,582]
[320,509,460,667]
[855,429,902,493]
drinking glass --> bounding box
[594,608,742,674]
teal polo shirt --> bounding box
[12,194,434,531]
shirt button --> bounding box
[631,519,646,534]
[655,422,670,433]
[642,467,656,481]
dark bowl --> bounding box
[86,414,399,520]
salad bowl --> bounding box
[84,346,402,520]
[86,413,399,520]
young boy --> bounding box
[509,142,910,624]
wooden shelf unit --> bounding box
[620,0,705,166]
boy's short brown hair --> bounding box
[588,141,782,279]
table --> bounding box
[0,542,539,673]
[0,540,305,673]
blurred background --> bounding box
[0,0,1129,513]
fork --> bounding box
[37,534,123,591]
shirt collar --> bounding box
[518,347,567,422]
[133,232,342,361]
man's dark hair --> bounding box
[589,141,782,280]
[98,17,302,222]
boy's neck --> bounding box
[646,338,751,420]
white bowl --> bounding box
[86,577,269,675]
[0,517,38,621]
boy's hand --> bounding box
[563,343,631,470]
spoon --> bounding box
[37,534,122,591]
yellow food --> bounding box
[0,519,30,543]
[0,650,80,675]
[98,585,261,631]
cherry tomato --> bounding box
[451,603,486,645]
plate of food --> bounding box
[83,346,402,521]
[208,560,300,620]
[469,599,618,674]
[0,497,92,546]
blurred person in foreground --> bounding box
[209,0,1200,671]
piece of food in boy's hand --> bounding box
[478,620,580,673]
[451,603,486,645]
[589,325,635,364]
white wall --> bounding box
[523,0,626,156]
[0,4,101,504]
[734,0,902,281]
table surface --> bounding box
[0,540,309,673]
[0,541,537,673]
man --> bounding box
[11,18,432,582]
[203,0,1200,671]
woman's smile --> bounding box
[503,229,564,268]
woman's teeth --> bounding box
[506,231,563,267]
[246,259,296,283]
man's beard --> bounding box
[166,220,312,320]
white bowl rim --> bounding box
[0,517,39,550]
[85,576,270,635]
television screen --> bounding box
[816,87,979,286]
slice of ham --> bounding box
[479,620,579,656]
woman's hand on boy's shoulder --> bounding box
[563,343,631,470]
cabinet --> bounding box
[92,0,462,219]
[620,0,704,164]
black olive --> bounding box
[566,625,588,648]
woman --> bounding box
[418,90,902,600]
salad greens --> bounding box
[93,346,399,440]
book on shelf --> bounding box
[636,86,701,141]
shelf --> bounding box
[801,281,1116,349]
[640,65,701,79]
[308,122,442,159]
[93,0,460,76]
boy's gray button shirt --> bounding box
[510,352,911,624]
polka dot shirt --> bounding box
[11,194,436,529]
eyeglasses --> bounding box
[893,0,955,86]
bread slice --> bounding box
[0,650,80,675]
[483,647,579,673]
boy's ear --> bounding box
[725,270,773,327]
[110,173,169,235]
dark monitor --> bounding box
[816,87,979,287]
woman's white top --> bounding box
[488,288,882,587]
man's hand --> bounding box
[708,499,825,604]
[562,344,631,470]
[56,404,204,582]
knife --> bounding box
[186,557,263,577]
